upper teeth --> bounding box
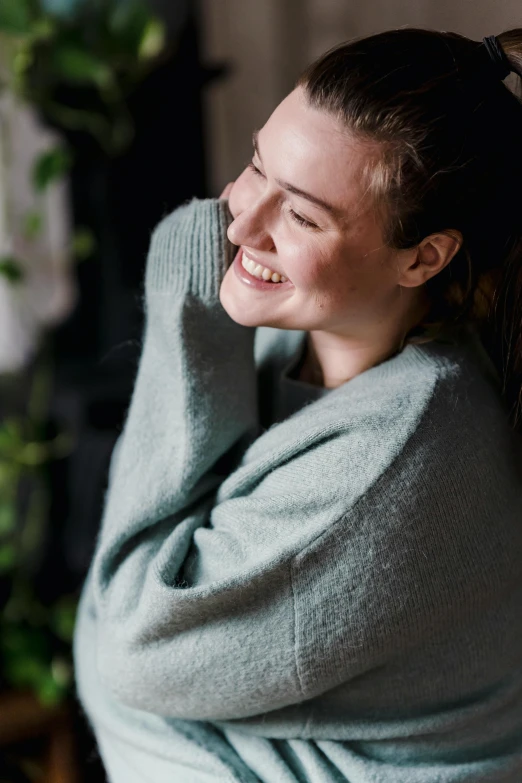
[242,251,288,283]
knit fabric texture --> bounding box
[73,197,522,783]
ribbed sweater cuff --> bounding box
[145,197,234,300]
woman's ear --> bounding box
[402,229,463,286]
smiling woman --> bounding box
[219,85,446,386]
[74,26,522,783]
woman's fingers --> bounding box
[219,181,235,199]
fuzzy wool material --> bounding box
[74,198,522,783]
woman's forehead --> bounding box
[260,88,377,215]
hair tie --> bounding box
[482,35,512,80]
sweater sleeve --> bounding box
[92,197,311,721]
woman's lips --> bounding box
[232,247,293,291]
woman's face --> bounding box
[219,86,409,337]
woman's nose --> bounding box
[227,207,274,251]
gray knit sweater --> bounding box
[73,197,522,782]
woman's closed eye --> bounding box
[246,161,318,230]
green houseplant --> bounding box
[0,0,168,706]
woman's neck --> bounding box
[298,292,433,389]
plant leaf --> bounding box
[12,43,34,79]
[0,256,25,283]
[23,210,44,240]
[0,0,33,35]
[0,542,16,572]
[30,16,56,42]
[1,623,49,659]
[0,417,24,451]
[50,44,113,88]
[32,147,72,192]
[72,227,96,260]
[37,670,65,706]
[109,1,150,54]
[0,503,15,535]
[139,18,166,61]
[51,656,72,687]
[51,597,77,642]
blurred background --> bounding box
[0,1,520,780]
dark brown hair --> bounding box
[296,27,522,434]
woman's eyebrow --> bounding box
[252,129,343,219]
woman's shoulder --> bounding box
[247,324,519,503]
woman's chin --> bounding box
[218,270,295,329]
[219,287,263,327]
